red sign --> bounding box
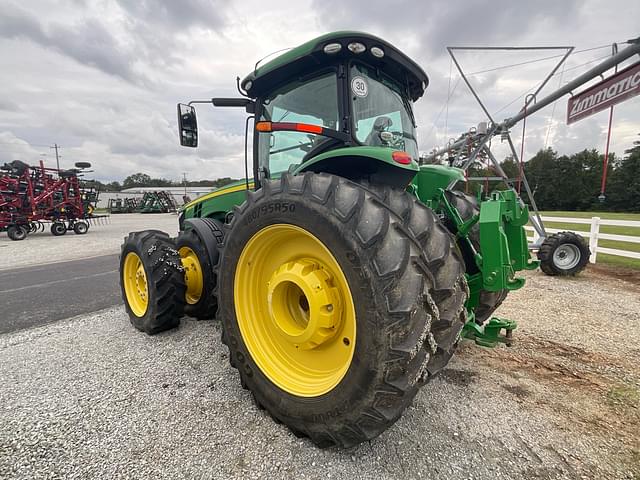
[567,61,640,125]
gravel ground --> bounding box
[1,268,639,479]
[0,214,179,271]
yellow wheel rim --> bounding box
[179,246,204,305]
[234,224,356,397]
[123,252,148,317]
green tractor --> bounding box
[120,32,543,447]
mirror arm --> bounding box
[187,98,255,114]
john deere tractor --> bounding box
[119,32,541,448]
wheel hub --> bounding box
[123,252,149,317]
[267,259,342,350]
[553,244,581,270]
[179,247,204,304]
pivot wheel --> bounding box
[120,230,186,334]
[51,222,67,236]
[218,173,466,448]
[538,231,590,276]
[7,225,27,241]
[176,219,222,320]
[443,190,508,324]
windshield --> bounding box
[258,72,339,175]
[350,63,418,161]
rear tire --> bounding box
[218,173,466,448]
[7,225,27,241]
[538,231,590,276]
[120,230,186,334]
[357,183,468,376]
[443,190,508,324]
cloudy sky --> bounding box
[1,0,639,183]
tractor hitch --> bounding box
[462,317,517,348]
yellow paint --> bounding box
[234,224,356,397]
[122,252,148,317]
[179,246,204,305]
[183,182,255,210]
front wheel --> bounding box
[120,230,186,334]
[176,218,222,320]
[218,173,465,448]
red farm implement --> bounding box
[0,160,103,241]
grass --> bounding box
[530,211,640,270]
[606,385,640,409]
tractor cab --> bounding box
[178,32,429,188]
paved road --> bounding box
[0,254,120,334]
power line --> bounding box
[466,44,610,77]
[492,53,612,117]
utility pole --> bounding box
[50,143,61,170]
[182,172,187,197]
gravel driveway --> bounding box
[1,269,639,479]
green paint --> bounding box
[412,165,464,202]
[294,146,418,174]
[462,317,517,347]
[241,31,429,101]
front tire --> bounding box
[120,230,186,334]
[218,173,465,448]
[176,219,222,320]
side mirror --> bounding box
[177,103,198,147]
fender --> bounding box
[294,146,419,188]
[183,217,224,267]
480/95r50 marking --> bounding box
[244,202,296,226]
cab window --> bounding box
[258,73,339,175]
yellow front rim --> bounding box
[123,252,149,317]
[179,246,204,305]
[234,224,356,397]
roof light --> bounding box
[323,43,342,54]
[244,80,253,90]
[392,151,413,165]
[370,46,384,58]
[347,42,366,54]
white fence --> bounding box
[525,216,640,263]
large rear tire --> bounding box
[218,173,467,448]
[357,183,468,375]
[120,230,186,334]
[442,190,508,324]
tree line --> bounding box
[91,173,238,192]
[466,134,640,212]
